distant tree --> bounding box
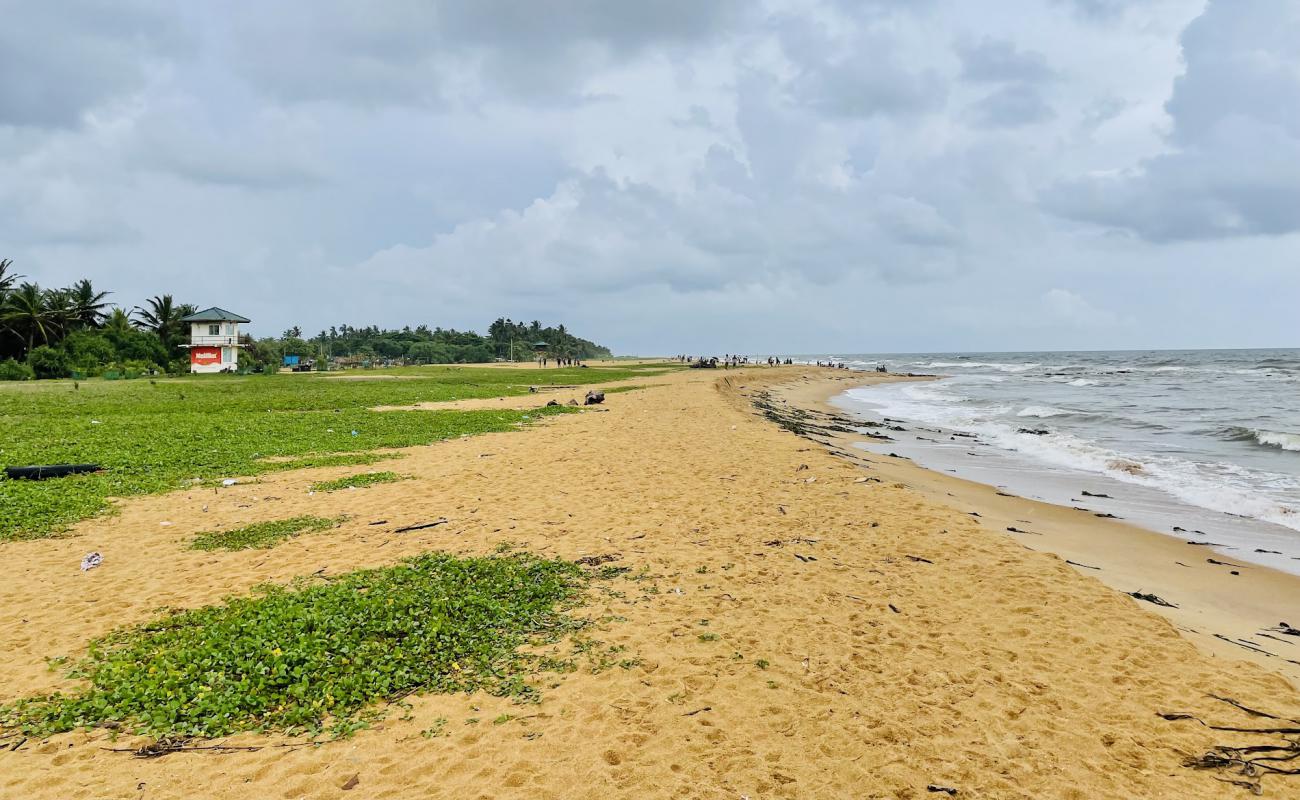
[67,279,111,328]
[61,330,117,373]
[133,295,191,357]
[103,307,133,339]
[4,282,60,355]
[0,258,17,297]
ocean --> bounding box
[798,349,1300,574]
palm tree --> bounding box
[3,282,59,355]
[103,307,133,338]
[0,258,17,297]
[134,294,178,335]
[67,279,111,328]
[134,294,184,352]
[134,295,196,358]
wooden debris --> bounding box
[1127,591,1178,608]
[392,518,449,533]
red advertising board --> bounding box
[191,346,221,365]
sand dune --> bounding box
[2,366,1298,798]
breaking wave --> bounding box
[1225,427,1300,453]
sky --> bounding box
[2,0,1297,355]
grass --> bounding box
[0,364,672,541]
[309,471,405,493]
[190,516,344,551]
[0,551,591,738]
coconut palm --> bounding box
[134,295,195,356]
[0,258,17,297]
[67,279,111,328]
[133,294,183,341]
[3,282,60,355]
[103,306,133,338]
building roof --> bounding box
[180,307,251,323]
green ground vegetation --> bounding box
[309,471,405,493]
[0,552,590,738]
[190,516,345,551]
[0,364,670,541]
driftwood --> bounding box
[392,518,449,533]
[1127,591,1177,608]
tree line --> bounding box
[266,318,610,367]
[0,260,612,380]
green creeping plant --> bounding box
[0,364,677,540]
[0,552,591,738]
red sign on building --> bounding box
[191,346,221,366]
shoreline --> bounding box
[766,370,1300,686]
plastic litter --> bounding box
[80,552,102,571]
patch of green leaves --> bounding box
[0,365,654,540]
[309,471,405,493]
[190,516,344,551]
[0,552,589,738]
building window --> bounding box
[208,324,220,336]
[222,347,232,363]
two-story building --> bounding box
[181,307,250,373]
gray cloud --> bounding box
[966,84,1056,128]
[1044,0,1300,241]
[957,38,1056,84]
[0,0,183,128]
[228,0,748,107]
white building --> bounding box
[181,307,250,373]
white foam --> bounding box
[1016,406,1068,418]
[1067,378,1097,387]
[1256,429,1300,452]
[919,361,1040,373]
[841,380,1300,535]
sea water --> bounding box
[796,349,1300,574]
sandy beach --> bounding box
[773,371,1300,688]
[4,365,1300,798]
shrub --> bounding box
[27,346,70,380]
[60,330,116,374]
[0,358,33,381]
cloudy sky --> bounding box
[2,0,1297,354]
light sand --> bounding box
[773,371,1300,688]
[3,366,1299,798]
